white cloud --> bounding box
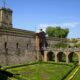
[36,22,80,32]
[61,22,80,28]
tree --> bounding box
[46,26,69,38]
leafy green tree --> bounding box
[46,26,69,38]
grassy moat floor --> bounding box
[0,61,80,80]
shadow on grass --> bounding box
[0,70,20,80]
[0,73,8,80]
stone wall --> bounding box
[0,35,36,66]
[0,27,65,66]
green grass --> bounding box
[5,62,75,80]
[72,66,80,80]
[64,65,79,80]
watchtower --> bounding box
[0,0,13,28]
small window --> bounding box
[4,42,7,49]
[16,43,19,48]
[27,44,29,49]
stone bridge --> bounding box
[36,48,80,65]
[43,48,80,65]
[35,34,80,65]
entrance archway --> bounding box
[68,52,78,63]
[47,51,54,61]
[57,52,66,62]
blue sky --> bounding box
[0,0,80,38]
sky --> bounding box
[0,0,80,38]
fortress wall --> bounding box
[0,35,36,66]
[0,34,63,66]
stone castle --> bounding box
[0,7,63,66]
